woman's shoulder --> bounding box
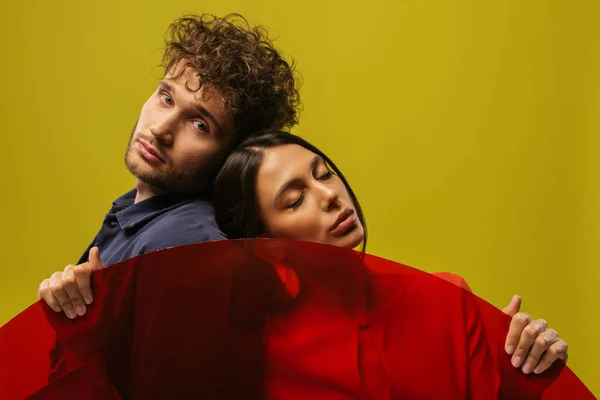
[432,272,473,293]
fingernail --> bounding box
[84,295,93,305]
[75,305,86,316]
[511,356,522,368]
[522,363,533,374]
[534,365,543,374]
[506,345,515,355]
[65,309,76,319]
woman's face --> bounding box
[256,144,364,249]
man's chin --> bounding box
[136,173,168,190]
[127,158,160,181]
[138,175,204,197]
[126,161,206,196]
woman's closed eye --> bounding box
[286,191,305,209]
[317,170,333,181]
[314,160,333,181]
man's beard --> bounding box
[124,126,207,196]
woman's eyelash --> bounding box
[287,191,305,209]
[285,169,331,209]
[318,170,333,180]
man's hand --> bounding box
[502,295,568,374]
[37,247,106,319]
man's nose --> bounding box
[149,112,177,145]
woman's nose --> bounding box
[319,184,340,211]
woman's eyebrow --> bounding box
[274,155,322,202]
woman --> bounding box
[212,131,568,398]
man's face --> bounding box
[125,60,236,194]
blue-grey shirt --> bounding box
[77,189,225,266]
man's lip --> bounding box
[330,208,354,232]
[137,138,165,163]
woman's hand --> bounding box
[502,295,568,374]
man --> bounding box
[37,13,300,319]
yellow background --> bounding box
[1,0,598,394]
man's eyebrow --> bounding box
[274,155,322,202]
[158,80,223,133]
[158,81,173,92]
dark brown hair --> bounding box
[213,131,368,251]
[162,14,301,140]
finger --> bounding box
[534,339,568,374]
[49,271,76,319]
[501,294,522,316]
[61,269,87,317]
[38,279,62,312]
[88,247,106,271]
[38,279,47,301]
[512,318,547,368]
[505,311,530,355]
[522,328,558,374]
[73,263,94,305]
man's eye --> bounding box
[159,93,173,104]
[193,120,208,133]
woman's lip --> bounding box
[330,209,356,236]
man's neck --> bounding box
[134,179,164,204]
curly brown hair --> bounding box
[162,13,301,140]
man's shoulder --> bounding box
[144,198,225,243]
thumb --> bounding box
[502,294,521,316]
[88,247,107,271]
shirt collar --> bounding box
[112,189,196,232]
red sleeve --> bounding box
[458,282,502,398]
[475,295,566,400]
[462,289,555,400]
[434,272,567,399]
